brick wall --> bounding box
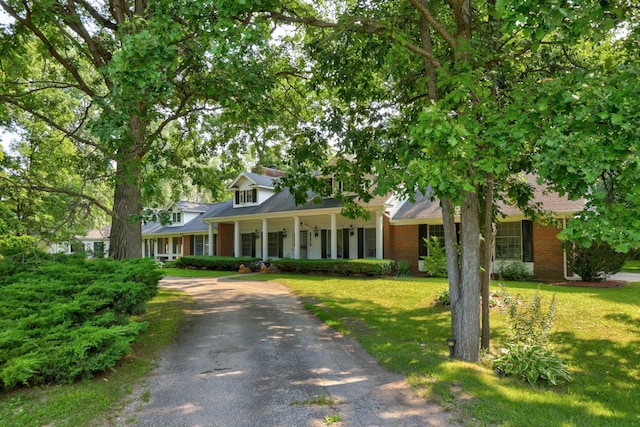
[386,223,423,275]
[532,222,566,280]
[217,223,235,256]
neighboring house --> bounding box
[45,225,111,258]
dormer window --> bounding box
[235,188,258,205]
[171,211,181,224]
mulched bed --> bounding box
[550,280,627,288]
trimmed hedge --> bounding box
[0,257,161,390]
[172,256,261,271]
[270,258,396,276]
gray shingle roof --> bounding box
[391,176,585,222]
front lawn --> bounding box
[621,259,640,273]
[259,274,640,427]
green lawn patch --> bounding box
[621,259,640,273]
[258,274,640,427]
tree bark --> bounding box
[455,191,481,361]
[108,113,147,260]
[480,174,495,350]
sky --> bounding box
[0,10,15,154]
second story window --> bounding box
[235,189,258,205]
[172,212,181,224]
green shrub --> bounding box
[0,257,160,390]
[433,288,451,306]
[493,290,571,386]
[503,290,556,346]
[493,343,572,386]
[564,241,628,282]
[395,259,412,277]
[270,258,395,276]
[173,256,261,271]
[420,236,448,277]
[496,261,533,281]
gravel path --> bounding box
[116,276,459,427]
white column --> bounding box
[168,237,174,260]
[330,214,337,260]
[142,239,146,258]
[208,222,214,256]
[293,216,300,259]
[376,211,383,259]
[234,221,240,257]
[262,218,268,261]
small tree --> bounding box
[420,236,448,278]
[565,241,628,282]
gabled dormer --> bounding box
[228,171,279,208]
[166,201,211,227]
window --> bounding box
[93,242,105,258]
[173,237,182,255]
[193,235,208,256]
[267,232,284,258]
[235,189,258,205]
[172,212,181,224]
[364,228,376,258]
[158,238,169,254]
[241,233,255,257]
[495,222,522,261]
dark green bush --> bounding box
[0,257,160,390]
[172,256,261,271]
[565,241,628,282]
[495,261,534,281]
[270,258,395,276]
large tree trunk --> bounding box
[455,191,481,361]
[109,115,147,260]
[442,198,461,344]
[109,162,143,260]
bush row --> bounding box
[270,258,396,276]
[171,256,262,271]
[0,256,161,390]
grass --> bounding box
[3,268,638,426]
[0,287,195,427]
[621,259,640,273]
[256,274,640,427]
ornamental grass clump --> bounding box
[492,290,571,386]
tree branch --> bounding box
[409,0,458,52]
[0,179,114,217]
[0,1,96,97]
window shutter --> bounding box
[189,235,195,255]
[321,230,327,258]
[418,224,428,257]
[522,220,534,262]
[278,232,284,258]
[235,191,240,205]
[252,188,257,203]
[342,230,350,259]
[358,228,364,258]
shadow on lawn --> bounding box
[302,291,640,426]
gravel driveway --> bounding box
[117,276,458,427]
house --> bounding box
[44,225,111,258]
[141,201,217,261]
[139,166,583,280]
